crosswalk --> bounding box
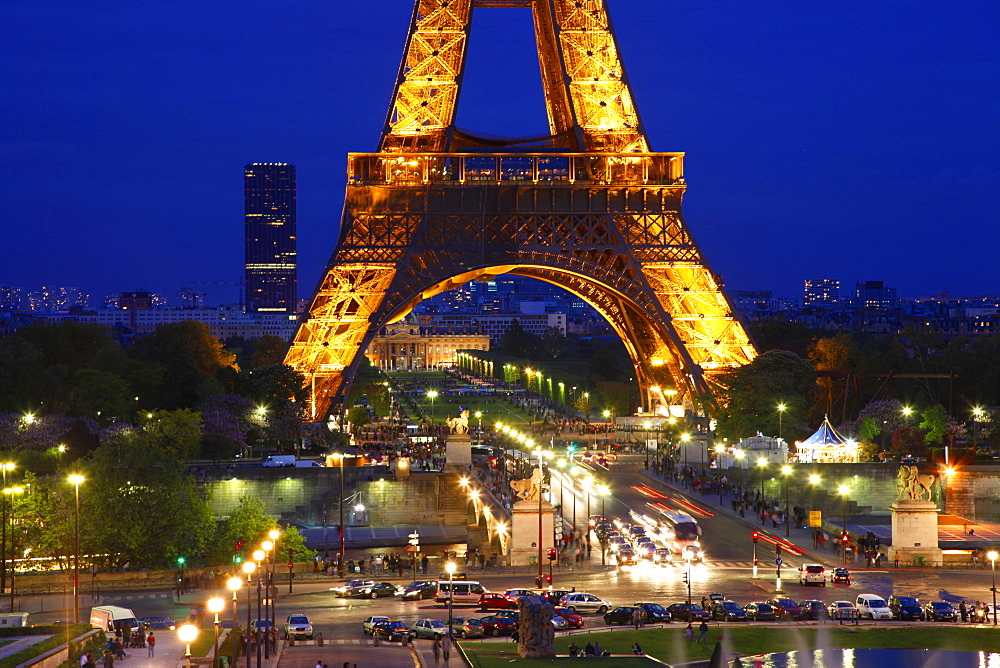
[101,592,173,602]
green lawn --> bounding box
[458,625,1000,666]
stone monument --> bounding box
[509,468,555,567]
[517,595,555,659]
[444,409,472,467]
[887,465,943,566]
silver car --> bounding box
[559,592,613,614]
[283,614,313,640]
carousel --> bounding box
[794,417,859,463]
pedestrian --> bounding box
[593,642,603,656]
[101,651,114,668]
[684,623,694,642]
[632,642,644,655]
[584,642,595,656]
[632,606,642,630]
[442,633,451,661]
[316,662,323,668]
[697,620,709,643]
[146,633,155,657]
[701,595,708,610]
[960,600,968,623]
[432,636,442,663]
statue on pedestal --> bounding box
[896,465,936,501]
[510,468,543,502]
[446,410,470,435]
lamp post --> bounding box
[333,453,345,575]
[253,549,265,668]
[756,459,767,524]
[777,403,787,440]
[781,465,792,537]
[534,450,546,587]
[207,597,224,666]
[0,462,15,601]
[426,390,438,426]
[684,553,693,606]
[474,411,483,444]
[260,540,274,659]
[445,561,456,638]
[4,486,23,611]
[178,624,199,668]
[838,485,850,534]
[242,561,256,668]
[598,485,609,566]
[227,576,243,667]
[808,474,820,520]
[988,550,998,626]
[734,450,745,492]
[68,474,84,623]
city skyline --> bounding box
[3,1,998,304]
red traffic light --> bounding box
[235,540,244,551]
[544,575,552,584]
[751,532,759,543]
[547,548,558,561]
[841,533,850,543]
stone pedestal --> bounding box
[445,434,472,467]
[394,456,410,478]
[888,500,943,566]
[510,499,555,567]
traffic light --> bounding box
[547,548,558,561]
[544,574,553,584]
[682,571,689,584]
[841,533,850,544]
[235,540,244,552]
[752,531,759,544]
[177,557,186,566]
[776,542,781,556]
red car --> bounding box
[765,598,804,621]
[479,593,518,611]
[478,615,518,636]
[554,607,585,629]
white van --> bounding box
[798,564,826,586]
[263,455,296,468]
[434,580,485,606]
[855,594,893,620]
[90,605,141,633]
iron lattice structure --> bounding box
[285,0,756,420]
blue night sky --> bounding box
[3,1,999,305]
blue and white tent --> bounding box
[795,417,858,463]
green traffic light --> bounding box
[177,557,186,565]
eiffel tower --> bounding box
[285,0,756,420]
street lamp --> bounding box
[178,624,199,668]
[207,597,225,666]
[253,549,265,668]
[426,390,438,426]
[68,474,84,623]
[533,450,547,587]
[445,561,456,638]
[474,411,483,444]
[226,577,243,667]
[261,540,274,659]
[756,458,767,522]
[808,474,820,519]
[781,465,792,537]
[598,485,609,566]
[734,450,745,491]
[3,486,24,611]
[242,561,256,668]
[988,550,998,626]
[332,452,346,575]
[0,462,15,600]
[777,403,787,440]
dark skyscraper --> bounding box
[244,163,296,312]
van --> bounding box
[855,594,893,620]
[294,459,323,468]
[798,564,826,586]
[262,455,296,468]
[434,580,485,606]
[90,605,141,633]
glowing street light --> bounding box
[207,597,225,666]
[989,550,999,626]
[226,576,243,666]
[777,403,787,440]
[426,390,439,425]
[68,474,85,623]
[178,624,199,668]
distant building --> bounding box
[0,286,24,311]
[414,313,566,344]
[245,163,297,312]
[119,291,154,310]
[804,278,840,307]
[27,286,88,311]
[854,280,897,310]
[367,320,490,370]
[32,307,301,341]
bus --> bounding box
[653,508,703,561]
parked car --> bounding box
[710,601,748,622]
[533,589,573,606]
[831,568,851,584]
[551,614,569,631]
[888,595,924,621]
[828,601,858,621]
[362,616,390,635]
[402,581,437,601]
[559,593,613,614]
[412,619,452,640]
[855,594,893,620]
[743,602,776,622]
[479,593,519,611]
[450,617,484,639]
[665,603,710,622]
[603,606,639,625]
[798,600,827,621]
[635,602,671,623]
[923,601,958,622]
[140,617,176,630]
[504,589,536,600]
[554,607,585,629]
[356,582,400,598]
[372,620,415,643]
[283,614,313,640]
[331,579,375,597]
[478,615,518,637]
[765,598,804,621]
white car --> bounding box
[330,579,375,596]
[559,592,613,614]
[362,615,390,635]
[798,564,826,586]
[283,614,313,640]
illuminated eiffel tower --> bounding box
[285,0,756,420]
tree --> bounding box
[714,350,816,441]
[210,495,278,566]
[274,525,316,563]
[347,407,371,435]
[496,320,542,358]
[140,409,203,460]
[199,394,254,459]
[80,430,213,569]
[920,404,950,445]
